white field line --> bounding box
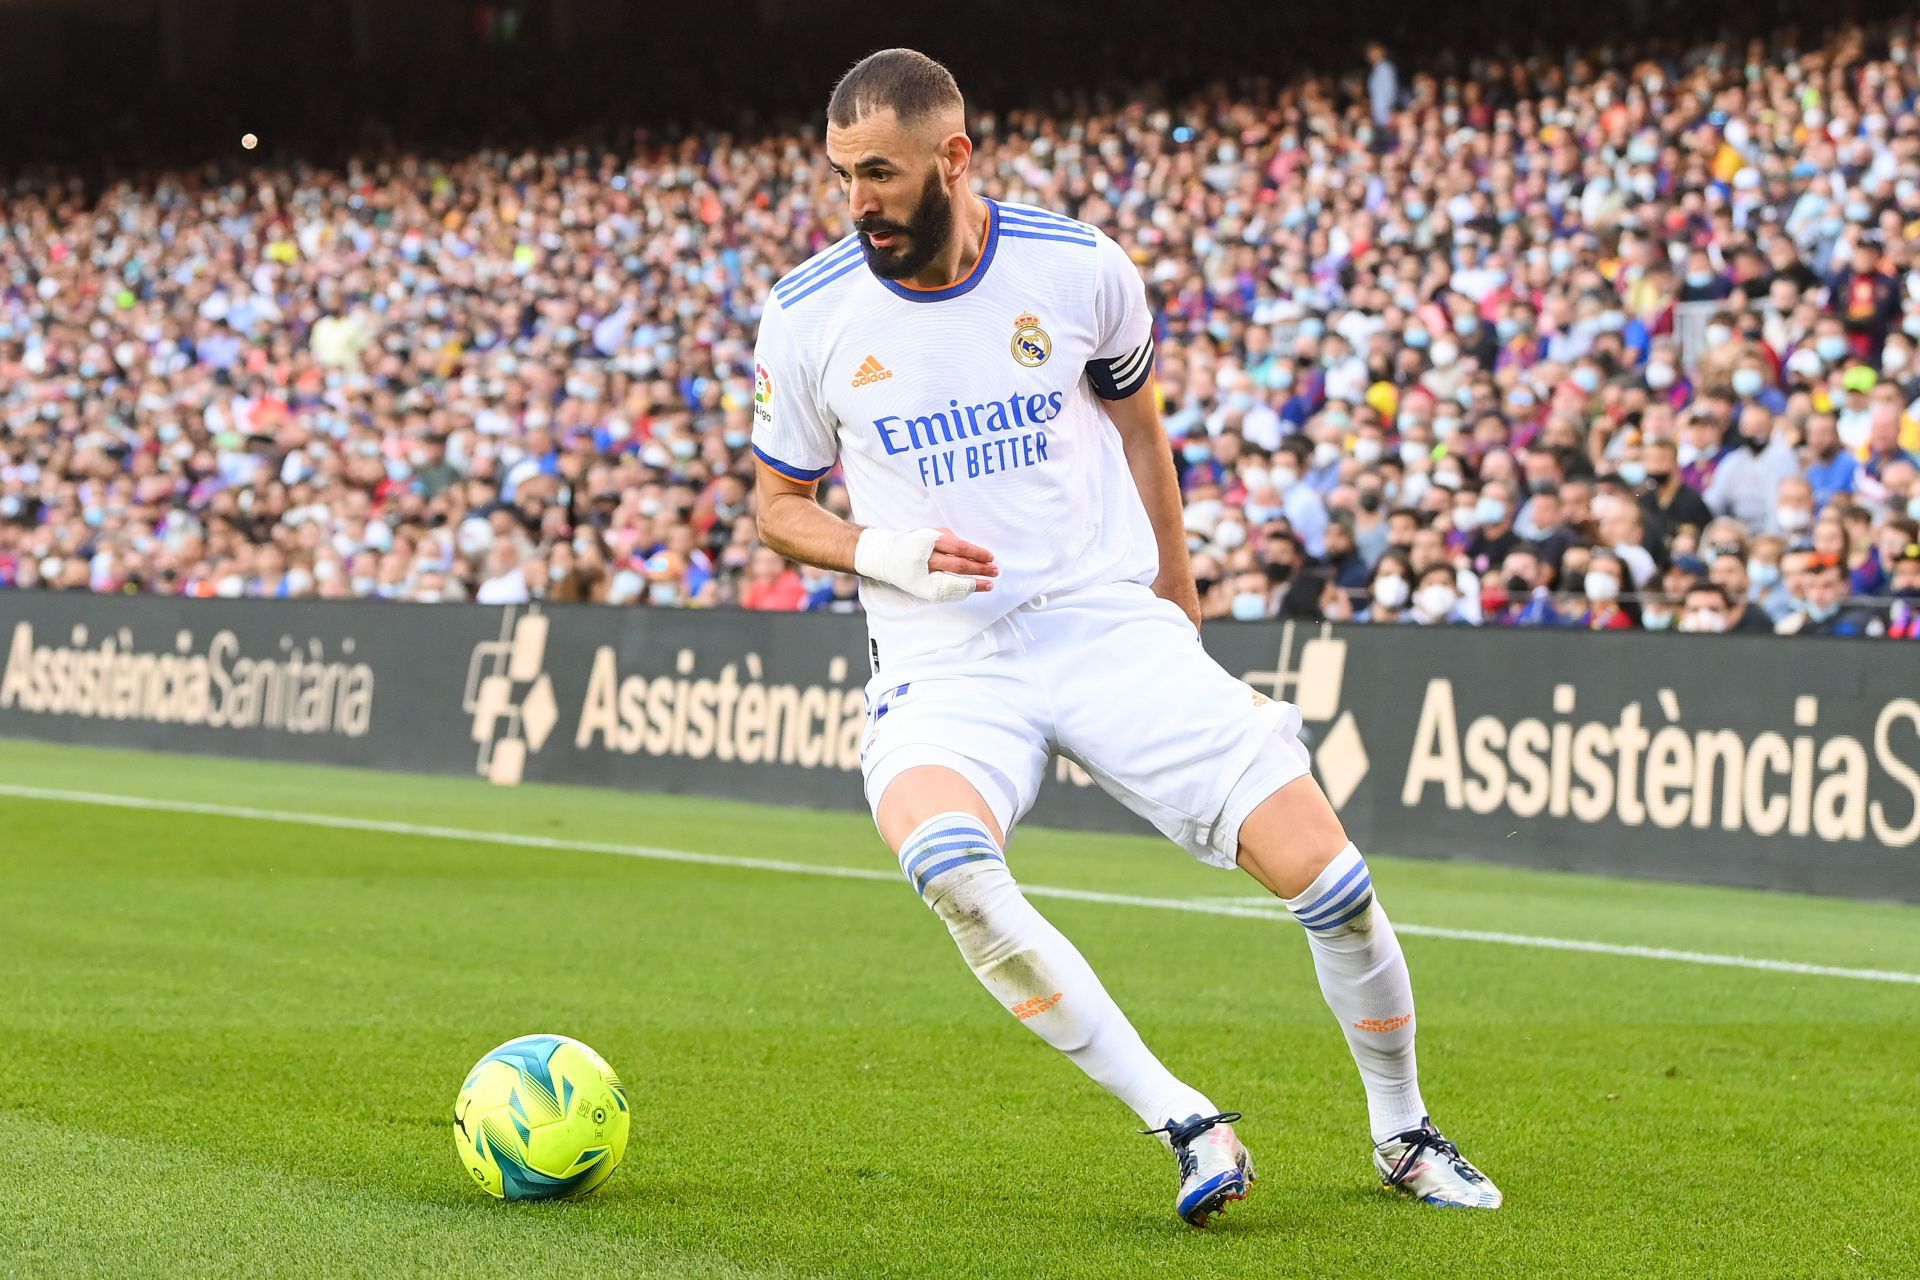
[3,782,1917,987]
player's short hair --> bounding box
[828,49,963,130]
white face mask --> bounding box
[1353,438,1383,466]
[1585,571,1621,602]
[1776,505,1812,532]
[1682,609,1727,633]
[1213,521,1247,550]
[1372,574,1410,609]
[1416,584,1458,618]
[1430,342,1460,367]
[1231,591,1268,621]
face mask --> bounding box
[1453,502,1483,531]
[1271,466,1299,490]
[1904,313,1920,339]
[1239,466,1271,492]
[1416,584,1458,618]
[1453,315,1478,337]
[1677,443,1703,467]
[1400,441,1431,466]
[1642,609,1674,631]
[1732,368,1766,398]
[1231,592,1268,621]
[1358,490,1383,513]
[724,429,750,449]
[1885,347,1911,374]
[1214,521,1247,549]
[1353,438,1383,466]
[1705,323,1732,346]
[1434,469,1463,490]
[1372,574,1410,609]
[1430,342,1459,367]
[1776,506,1811,532]
[1406,328,1432,349]
[1748,559,1782,588]
[1183,442,1214,464]
[1619,461,1648,486]
[1243,502,1281,523]
[1683,609,1727,633]
[1645,363,1676,390]
[1805,601,1839,623]
[1496,318,1521,343]
[669,438,698,459]
[1312,441,1341,469]
[1908,495,1920,521]
[1816,335,1848,362]
[1475,497,1507,527]
[1432,414,1461,438]
[1272,368,1297,390]
[1572,367,1601,393]
[1585,571,1620,602]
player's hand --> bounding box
[1152,570,1203,629]
[928,530,998,591]
[854,527,995,602]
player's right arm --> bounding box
[750,299,996,598]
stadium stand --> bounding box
[3,15,1919,637]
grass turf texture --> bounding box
[2,739,1916,1280]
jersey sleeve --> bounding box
[750,299,838,481]
[1085,232,1156,400]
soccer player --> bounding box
[751,48,1501,1225]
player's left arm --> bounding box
[1103,379,1200,627]
[1086,231,1199,626]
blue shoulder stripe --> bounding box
[998,205,1093,235]
[779,254,865,307]
[997,215,1094,241]
[1001,229,1097,248]
[774,238,861,299]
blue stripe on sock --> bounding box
[913,850,1002,895]
[1298,875,1373,928]
[901,839,999,883]
[894,825,990,867]
[1305,891,1376,932]
[899,824,993,858]
[1297,861,1367,917]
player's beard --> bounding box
[855,170,954,281]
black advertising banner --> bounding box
[1,593,1914,902]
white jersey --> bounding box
[751,198,1160,664]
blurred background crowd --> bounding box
[4,11,1920,637]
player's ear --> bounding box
[940,131,972,187]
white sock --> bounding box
[1284,843,1428,1144]
[899,813,1217,1130]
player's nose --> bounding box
[846,178,881,221]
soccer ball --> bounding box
[453,1033,631,1200]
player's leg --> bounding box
[1043,583,1496,1208]
[1235,779,1499,1208]
[872,760,1220,1136]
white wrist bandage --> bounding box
[854,528,976,603]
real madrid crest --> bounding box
[1011,312,1051,367]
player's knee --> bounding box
[896,810,1008,911]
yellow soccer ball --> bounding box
[453,1034,630,1200]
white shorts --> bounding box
[859,581,1311,869]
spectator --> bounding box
[1404,564,1472,627]
[1570,551,1634,631]
[1777,555,1880,636]
[739,548,807,612]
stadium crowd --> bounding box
[4,19,1920,637]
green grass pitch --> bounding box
[2,738,1917,1279]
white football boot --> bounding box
[1145,1111,1256,1227]
[1373,1119,1502,1209]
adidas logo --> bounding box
[851,355,894,387]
